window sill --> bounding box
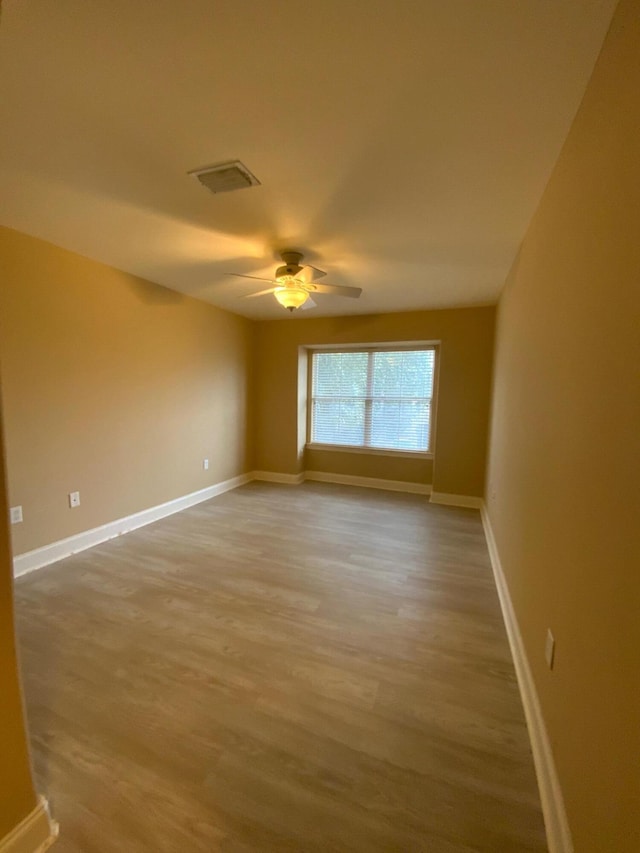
[306,443,433,460]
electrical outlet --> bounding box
[203,458,209,470]
[545,629,555,670]
[10,505,23,524]
[69,491,81,508]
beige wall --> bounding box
[0,397,37,838]
[485,1,640,850]
[254,307,495,496]
[305,447,433,486]
[0,227,253,555]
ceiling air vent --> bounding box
[188,160,261,194]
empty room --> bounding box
[0,2,637,852]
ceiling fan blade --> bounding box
[227,273,276,284]
[295,265,327,284]
[241,287,278,298]
[309,282,362,298]
[301,297,317,310]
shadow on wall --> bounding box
[126,277,186,305]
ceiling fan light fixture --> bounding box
[273,286,309,312]
[233,250,362,309]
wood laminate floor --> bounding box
[15,482,547,852]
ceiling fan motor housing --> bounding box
[276,250,304,280]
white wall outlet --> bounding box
[203,458,209,470]
[10,505,23,524]
[69,491,81,508]
[545,628,555,670]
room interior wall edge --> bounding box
[481,502,572,853]
[13,473,253,577]
[253,307,495,496]
[12,472,494,582]
[0,226,254,556]
[0,385,39,839]
[484,0,640,848]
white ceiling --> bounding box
[0,0,616,319]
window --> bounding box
[309,347,436,453]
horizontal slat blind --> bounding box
[311,349,435,452]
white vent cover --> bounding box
[188,160,261,194]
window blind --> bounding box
[310,348,435,452]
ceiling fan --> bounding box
[228,250,362,312]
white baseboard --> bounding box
[304,470,431,495]
[8,478,570,853]
[252,470,305,485]
[430,491,482,508]
[0,797,59,853]
[480,502,573,853]
[13,473,252,578]
[12,471,470,579]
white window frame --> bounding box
[306,344,438,458]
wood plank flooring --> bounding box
[14,482,547,852]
